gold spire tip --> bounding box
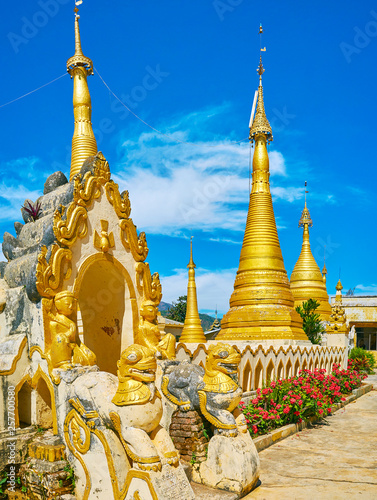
[249,24,272,143]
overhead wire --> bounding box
[0,73,68,109]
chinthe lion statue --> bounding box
[161,343,243,436]
[67,344,179,471]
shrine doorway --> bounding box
[76,255,138,375]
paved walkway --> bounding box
[244,378,377,500]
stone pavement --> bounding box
[243,380,377,500]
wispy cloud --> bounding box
[160,266,237,315]
[113,105,309,235]
[0,157,43,226]
[355,284,377,294]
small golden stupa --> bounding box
[290,193,332,321]
[179,238,207,343]
[218,40,307,342]
[67,9,98,180]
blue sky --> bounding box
[1,0,376,316]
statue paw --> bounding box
[164,451,180,467]
[180,402,191,411]
[215,427,238,438]
[136,460,162,472]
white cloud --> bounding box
[355,284,377,294]
[113,106,304,235]
[160,267,237,315]
[0,184,42,222]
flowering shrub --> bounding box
[348,347,376,374]
[239,365,366,437]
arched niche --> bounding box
[35,377,53,430]
[277,360,284,380]
[294,359,300,377]
[254,360,263,390]
[242,360,252,392]
[286,359,292,379]
[74,254,138,375]
[266,360,275,383]
[16,378,32,428]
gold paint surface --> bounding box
[290,202,331,321]
[67,16,97,180]
[179,239,206,343]
[219,131,306,341]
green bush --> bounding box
[296,299,325,344]
[348,347,376,374]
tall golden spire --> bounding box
[179,238,206,343]
[290,189,332,321]
[219,29,307,342]
[66,7,97,181]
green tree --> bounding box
[166,295,187,323]
[296,299,325,344]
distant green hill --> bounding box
[158,301,215,331]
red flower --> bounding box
[283,406,290,414]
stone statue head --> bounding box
[116,344,157,382]
[206,343,241,377]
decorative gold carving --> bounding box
[249,58,273,142]
[28,441,66,462]
[94,219,115,253]
[65,404,131,500]
[53,203,88,247]
[135,263,162,306]
[69,398,99,421]
[136,301,176,360]
[123,470,159,500]
[36,245,72,298]
[73,169,101,206]
[119,219,148,262]
[112,345,157,406]
[64,409,92,500]
[106,181,131,219]
[91,151,111,184]
[109,411,161,470]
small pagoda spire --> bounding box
[66,5,97,181]
[209,307,221,331]
[179,238,206,343]
[290,184,332,321]
[322,246,328,284]
[335,279,343,303]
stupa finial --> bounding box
[249,24,273,143]
[299,182,313,228]
[66,1,98,181]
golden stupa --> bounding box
[290,197,332,321]
[67,10,98,180]
[218,49,307,342]
[179,238,207,343]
